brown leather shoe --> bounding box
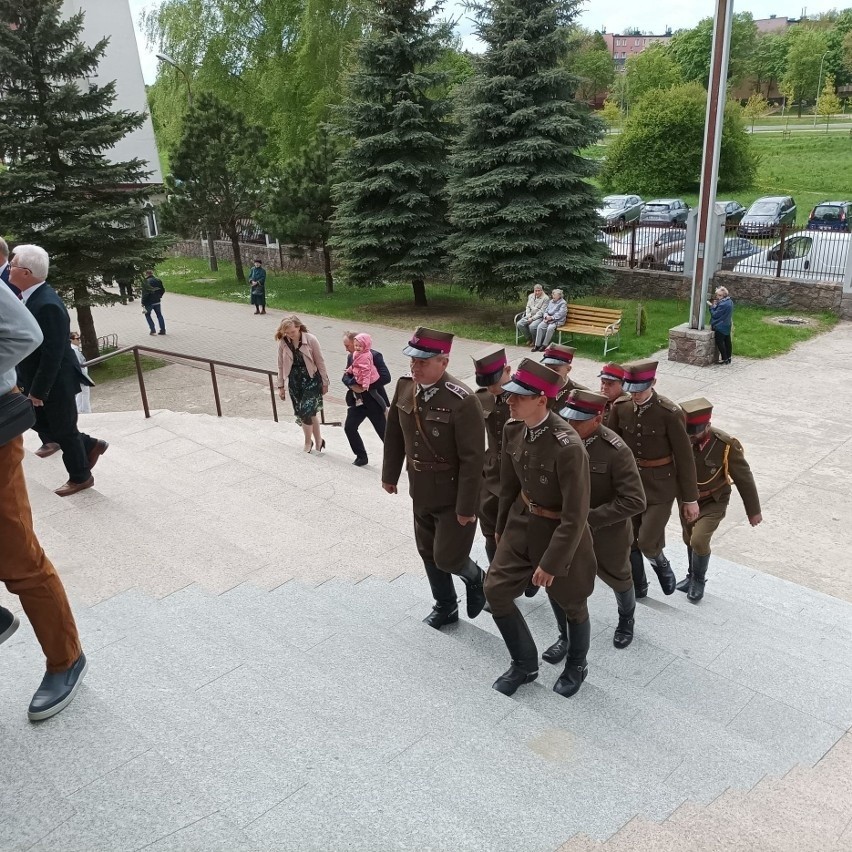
[35,443,61,459]
[87,440,109,470]
[54,477,94,497]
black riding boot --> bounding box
[492,610,539,696]
[630,548,648,598]
[459,558,486,618]
[688,553,710,602]
[649,550,677,595]
[676,546,693,593]
[484,536,497,564]
[553,619,591,698]
[422,562,458,629]
[541,597,568,664]
[524,580,540,598]
[613,588,636,649]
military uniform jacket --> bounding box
[585,426,647,530]
[382,372,485,516]
[609,391,698,505]
[694,428,761,516]
[549,377,588,412]
[476,389,511,497]
[496,412,594,577]
[603,392,631,428]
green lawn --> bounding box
[88,350,167,383]
[158,257,836,361]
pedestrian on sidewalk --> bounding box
[69,332,92,414]
[141,269,166,336]
[113,266,135,304]
[0,269,88,721]
[248,259,267,315]
[708,286,734,364]
[276,315,329,453]
[342,331,390,467]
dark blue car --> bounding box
[807,200,852,233]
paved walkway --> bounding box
[88,290,852,602]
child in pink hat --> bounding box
[344,333,380,406]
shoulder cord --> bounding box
[696,443,731,487]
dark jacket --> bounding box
[709,296,733,335]
[16,283,94,401]
[248,267,267,292]
[141,275,165,308]
[344,349,391,407]
[1,262,21,298]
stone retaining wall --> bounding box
[170,239,327,275]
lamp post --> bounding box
[155,52,193,107]
[813,51,828,128]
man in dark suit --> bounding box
[10,245,108,497]
[342,331,391,467]
[0,236,22,298]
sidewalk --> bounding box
[88,291,852,602]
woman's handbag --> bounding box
[0,391,36,447]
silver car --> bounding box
[665,237,759,273]
[598,195,644,230]
[640,198,690,226]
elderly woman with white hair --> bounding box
[515,284,549,344]
[532,288,568,352]
[708,286,734,365]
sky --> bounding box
[128,0,842,83]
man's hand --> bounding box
[682,501,700,523]
[351,384,365,393]
[27,395,44,407]
[532,567,555,587]
[457,515,476,526]
[749,513,763,527]
[382,482,398,495]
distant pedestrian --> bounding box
[276,315,329,453]
[69,332,91,414]
[141,269,166,336]
[114,266,135,304]
[342,331,390,467]
[708,286,733,364]
[249,259,267,315]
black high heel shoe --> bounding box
[318,439,326,453]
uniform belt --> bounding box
[408,458,452,472]
[698,486,727,500]
[520,491,561,520]
[637,455,673,469]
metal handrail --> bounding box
[83,344,335,425]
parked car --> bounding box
[716,200,747,227]
[639,198,690,226]
[598,195,644,230]
[733,230,850,281]
[614,227,686,267]
[665,237,759,273]
[737,195,797,238]
[807,200,852,233]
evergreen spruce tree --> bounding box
[447,0,606,301]
[332,0,452,307]
[0,0,168,358]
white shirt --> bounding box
[21,282,45,305]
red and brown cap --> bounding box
[541,343,576,366]
[471,345,508,387]
[622,359,658,392]
[403,327,454,359]
[502,358,562,398]
[559,389,608,421]
[681,397,713,434]
[598,362,627,383]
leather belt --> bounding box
[698,487,726,500]
[408,458,452,472]
[521,491,561,520]
[637,455,673,469]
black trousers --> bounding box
[344,395,386,458]
[714,330,732,362]
[117,281,134,302]
[34,393,96,483]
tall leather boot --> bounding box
[613,587,636,649]
[541,597,568,664]
[630,548,648,599]
[688,553,710,602]
[649,551,676,595]
[524,580,540,598]
[458,558,486,618]
[484,536,497,564]
[676,546,693,593]
[492,610,539,696]
[422,562,458,629]
[553,619,591,698]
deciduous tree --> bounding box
[669,13,758,88]
[624,44,682,104]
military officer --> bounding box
[538,390,646,655]
[676,398,762,602]
[541,344,587,412]
[472,346,513,564]
[609,360,699,598]
[598,362,630,427]
[485,360,597,699]
[382,327,487,628]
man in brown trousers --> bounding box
[540,390,646,655]
[677,398,762,602]
[485,359,597,699]
[598,362,630,427]
[382,327,487,628]
[609,360,699,598]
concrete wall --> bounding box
[170,240,327,276]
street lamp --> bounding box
[156,52,193,107]
[813,51,829,128]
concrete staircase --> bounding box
[2,410,851,852]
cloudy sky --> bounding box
[129,0,840,83]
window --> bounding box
[142,205,158,238]
[635,39,641,46]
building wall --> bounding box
[62,0,162,184]
[603,32,673,71]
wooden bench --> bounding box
[556,305,623,356]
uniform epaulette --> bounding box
[445,381,468,399]
[603,432,625,449]
[399,374,414,381]
[553,429,573,446]
[475,387,489,396]
[712,427,736,445]
[658,396,681,413]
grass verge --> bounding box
[88,350,168,384]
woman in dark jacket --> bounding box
[708,286,734,365]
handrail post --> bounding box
[268,374,279,422]
[210,363,223,417]
[133,347,151,419]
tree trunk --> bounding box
[412,278,428,308]
[322,242,334,294]
[228,220,245,283]
[205,228,218,272]
[74,289,100,360]
[797,99,803,118]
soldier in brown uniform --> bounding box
[382,327,487,628]
[542,344,587,413]
[538,390,646,657]
[485,360,597,699]
[598,362,630,428]
[676,399,762,602]
[472,346,513,565]
[609,360,699,598]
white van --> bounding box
[733,230,850,282]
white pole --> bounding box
[813,52,827,128]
